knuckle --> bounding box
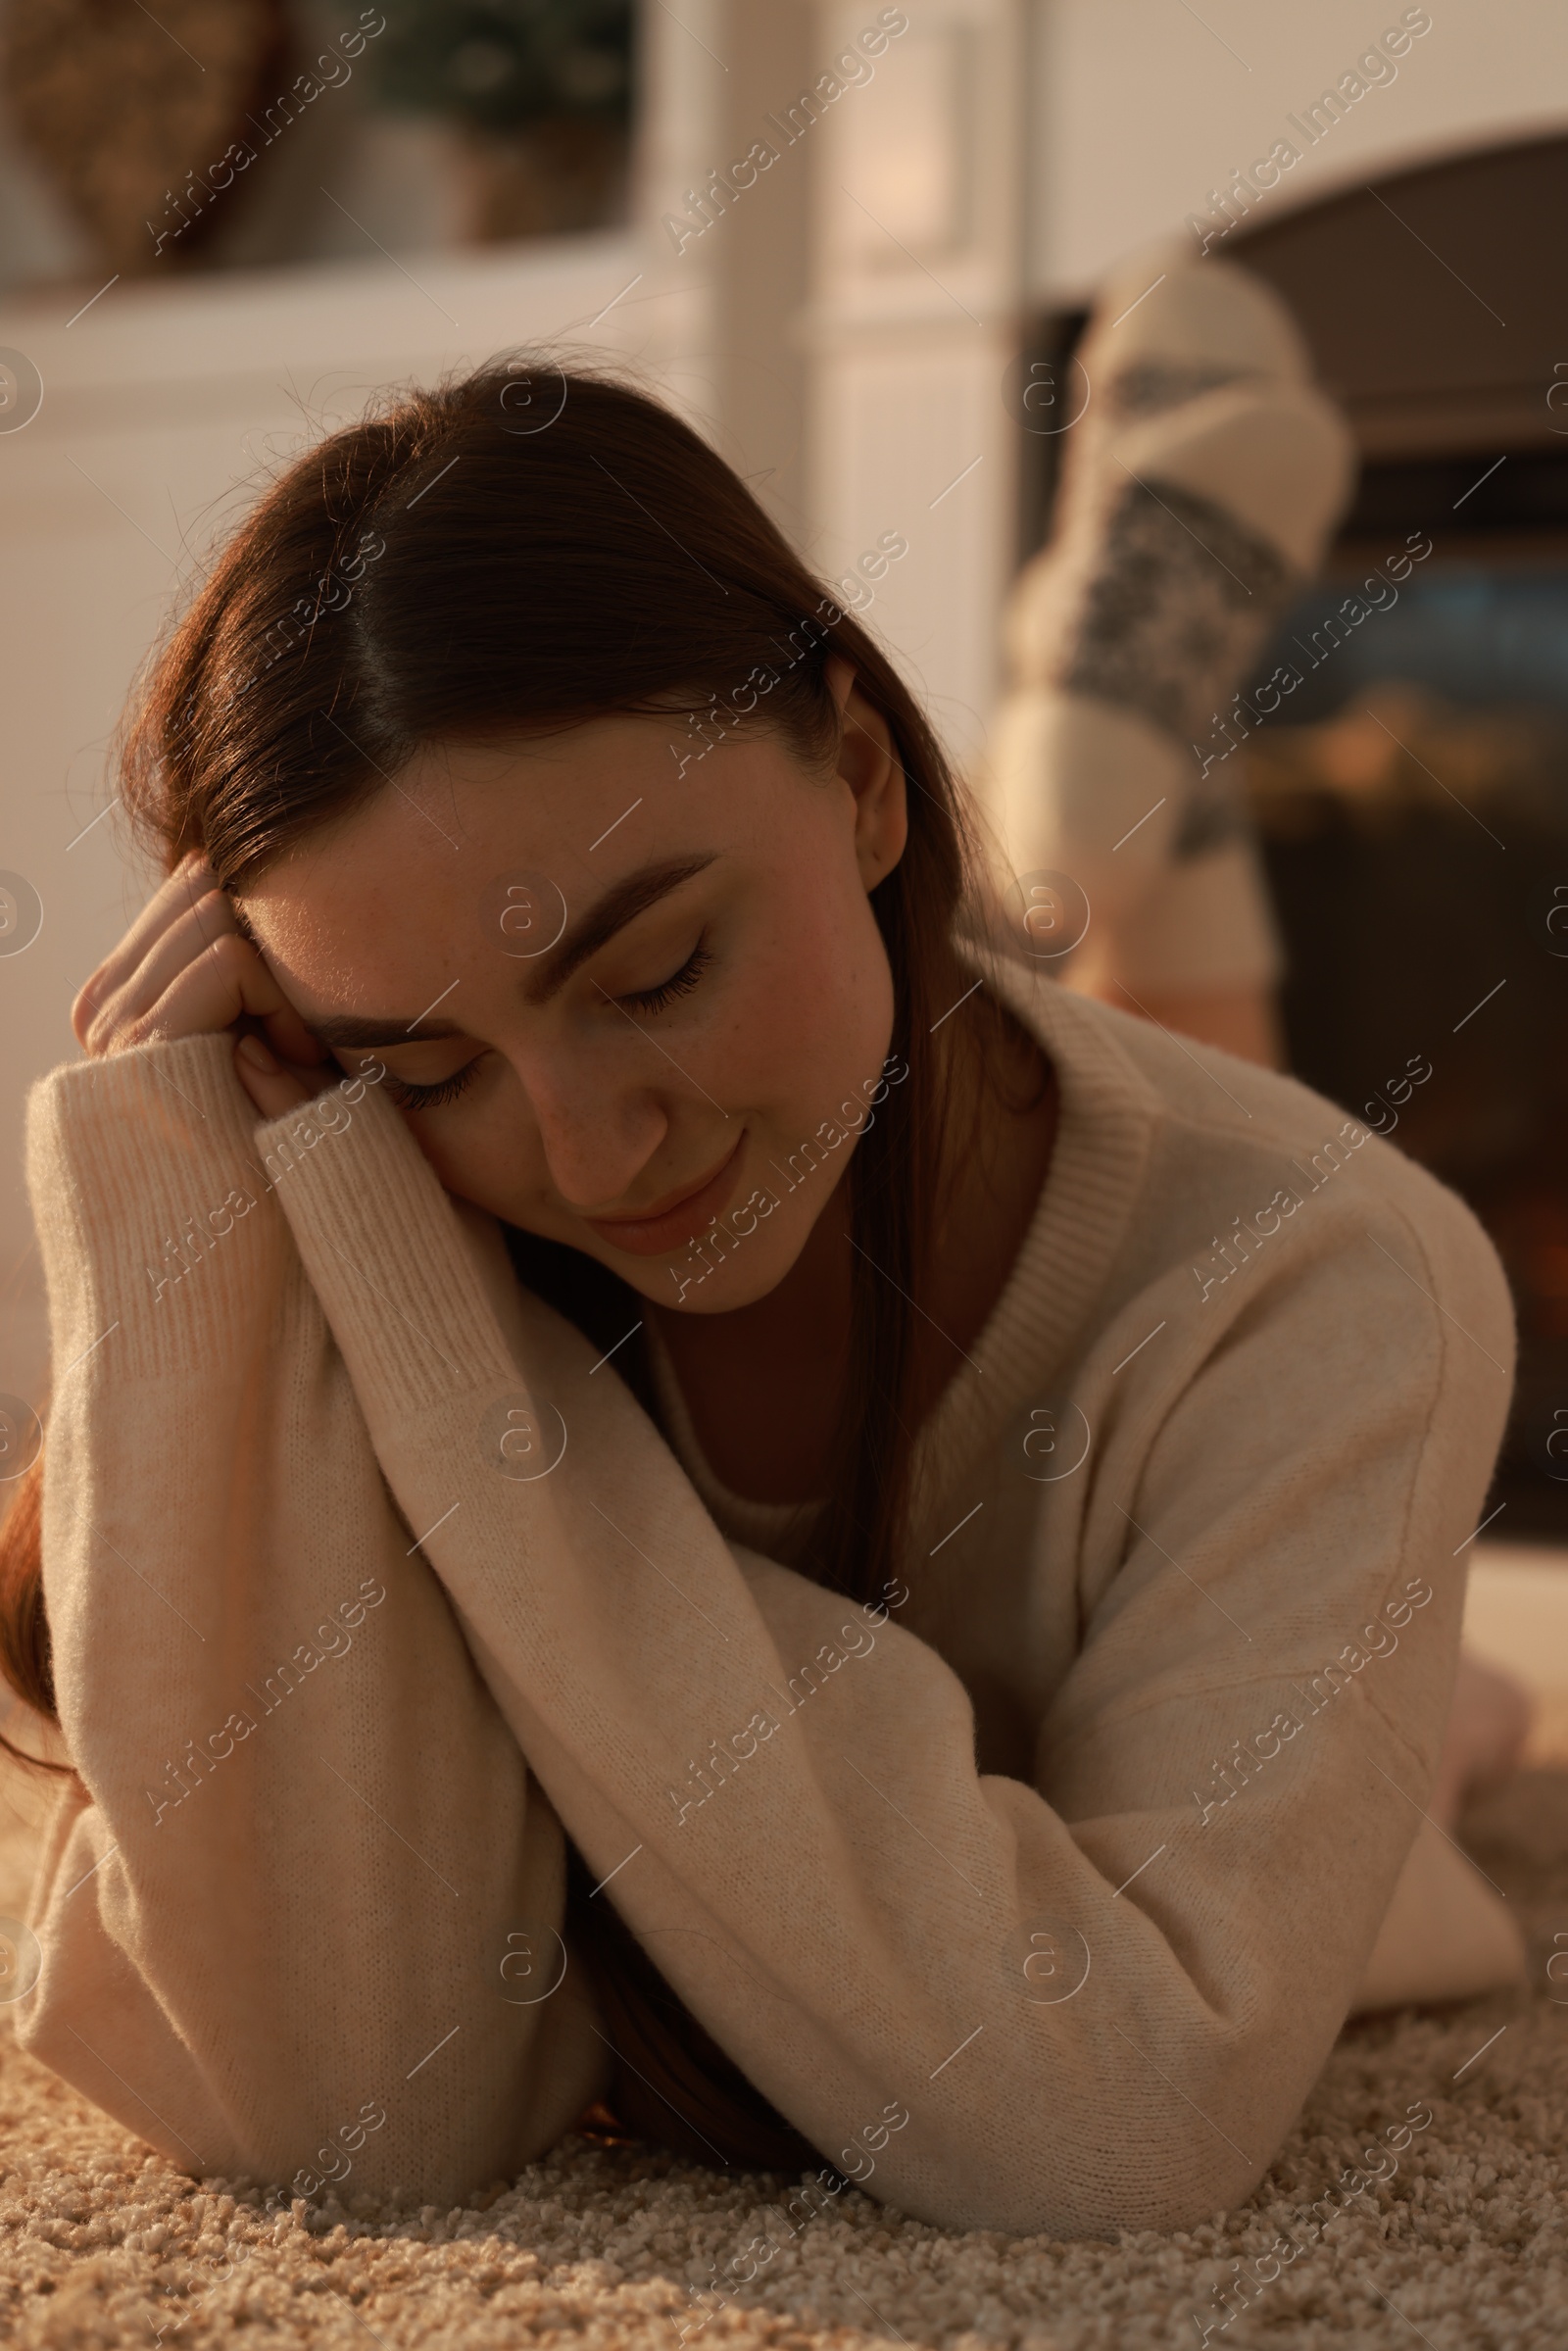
[201,928,246,975]
[75,995,114,1055]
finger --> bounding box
[226,913,329,1065]
[132,891,328,1066]
[74,854,216,1021]
[80,889,242,1053]
[233,1034,313,1119]
[259,1000,332,1068]
[120,888,236,1025]
[74,855,220,1046]
[117,927,295,1051]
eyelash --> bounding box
[381,1065,481,1113]
[381,939,714,1110]
[617,937,713,1016]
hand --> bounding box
[73,849,331,1119]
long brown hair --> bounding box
[0,356,1027,1763]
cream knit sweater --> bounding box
[20,951,1524,2238]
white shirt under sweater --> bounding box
[19,946,1525,2237]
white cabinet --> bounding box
[804,0,1026,773]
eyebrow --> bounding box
[307,851,720,1048]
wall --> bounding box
[805,0,1026,772]
[1029,0,1568,302]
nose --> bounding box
[516,1049,671,1214]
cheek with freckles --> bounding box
[719,818,896,1122]
[391,1066,554,1224]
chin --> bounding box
[643,1227,805,1313]
[609,1187,809,1312]
[652,1260,793,1314]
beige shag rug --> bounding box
[0,1755,1563,2351]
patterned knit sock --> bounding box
[980,240,1356,995]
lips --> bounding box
[582,1133,747,1258]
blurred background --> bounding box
[2,0,1568,1634]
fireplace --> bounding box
[1020,132,1568,1537]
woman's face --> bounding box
[238,661,907,1313]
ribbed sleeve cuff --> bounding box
[24,1033,293,1384]
[255,1072,517,1425]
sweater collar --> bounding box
[905,935,1157,1526]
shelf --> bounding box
[0,228,666,439]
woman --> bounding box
[0,363,1524,2239]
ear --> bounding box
[825,656,907,893]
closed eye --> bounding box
[617,937,713,1016]
[371,939,715,1103]
[380,1061,483,1112]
